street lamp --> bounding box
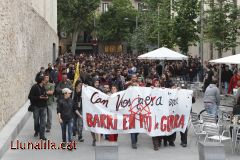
[124,17,138,30]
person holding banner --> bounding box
[91,79,102,146]
[151,79,163,150]
[179,96,195,148]
[103,83,111,140]
[161,73,176,147]
[128,74,140,149]
[73,80,84,142]
[108,85,119,142]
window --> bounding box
[102,3,109,12]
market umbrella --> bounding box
[138,47,188,60]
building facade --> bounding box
[0,0,58,129]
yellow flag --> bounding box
[73,62,80,87]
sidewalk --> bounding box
[1,98,240,160]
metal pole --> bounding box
[219,65,222,93]
[158,5,160,48]
[200,0,204,65]
[136,15,138,29]
[170,0,173,18]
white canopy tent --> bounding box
[209,54,240,93]
[209,54,240,64]
[137,47,188,60]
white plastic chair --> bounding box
[190,112,206,144]
[203,123,233,152]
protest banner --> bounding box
[82,86,193,136]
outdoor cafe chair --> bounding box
[190,112,206,144]
[203,123,233,153]
[231,115,240,153]
[201,113,218,124]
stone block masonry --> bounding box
[0,0,58,130]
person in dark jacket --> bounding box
[179,96,196,148]
[67,64,75,81]
[57,88,77,144]
[230,97,240,137]
[28,75,48,140]
[35,67,45,82]
[90,80,102,146]
[222,65,233,94]
[72,80,84,142]
[156,61,163,77]
[162,73,176,147]
[55,73,73,102]
[203,67,214,92]
[45,63,55,83]
[110,72,124,91]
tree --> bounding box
[205,0,240,58]
[228,0,240,55]
[173,0,200,54]
[58,0,100,54]
[130,16,149,52]
[130,0,175,51]
[97,0,137,42]
[146,0,175,48]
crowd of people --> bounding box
[28,52,240,151]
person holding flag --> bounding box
[73,62,80,88]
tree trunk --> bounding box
[232,0,237,55]
[210,43,213,59]
[232,47,236,55]
[71,30,79,55]
[218,47,222,58]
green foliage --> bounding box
[131,0,175,51]
[58,0,100,33]
[205,0,240,57]
[173,0,200,54]
[148,0,175,48]
[132,0,199,52]
[130,26,148,51]
[97,0,137,42]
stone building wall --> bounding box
[0,0,58,129]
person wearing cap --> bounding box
[57,88,76,145]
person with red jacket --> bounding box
[228,70,240,94]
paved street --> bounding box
[2,98,240,160]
